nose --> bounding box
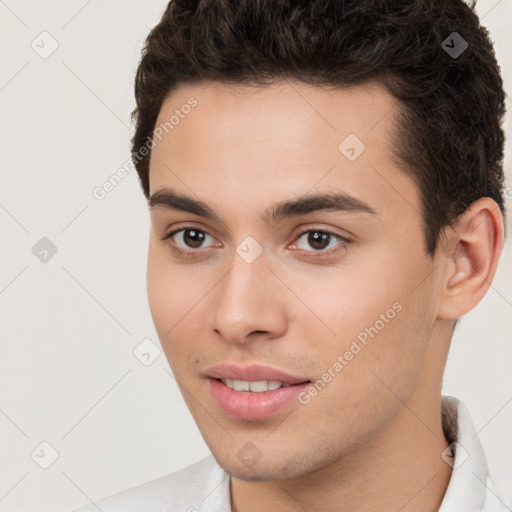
[209,253,288,345]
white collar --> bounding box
[438,396,508,511]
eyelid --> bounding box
[290,223,351,244]
[162,221,219,241]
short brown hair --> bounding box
[131,0,506,254]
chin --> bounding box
[229,467,275,482]
[214,449,325,482]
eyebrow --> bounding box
[148,187,376,224]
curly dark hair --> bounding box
[131,0,506,254]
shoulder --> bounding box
[70,454,231,512]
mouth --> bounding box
[205,364,312,420]
[205,363,310,386]
[214,378,308,392]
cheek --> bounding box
[291,271,435,440]
[147,242,173,332]
[146,243,205,365]
[285,249,435,383]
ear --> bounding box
[437,197,504,320]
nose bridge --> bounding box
[210,245,286,342]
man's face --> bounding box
[147,80,444,480]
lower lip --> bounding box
[208,378,310,420]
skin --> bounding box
[146,80,503,511]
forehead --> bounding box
[149,80,419,221]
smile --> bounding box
[208,377,311,420]
[219,379,294,392]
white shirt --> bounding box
[71,396,510,512]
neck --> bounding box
[230,396,452,512]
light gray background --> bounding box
[0,1,510,510]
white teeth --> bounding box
[220,379,289,392]
[233,380,249,391]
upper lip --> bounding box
[205,364,310,384]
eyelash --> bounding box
[159,226,350,259]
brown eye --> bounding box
[182,229,206,248]
[295,230,345,252]
[307,231,331,250]
[165,228,217,250]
